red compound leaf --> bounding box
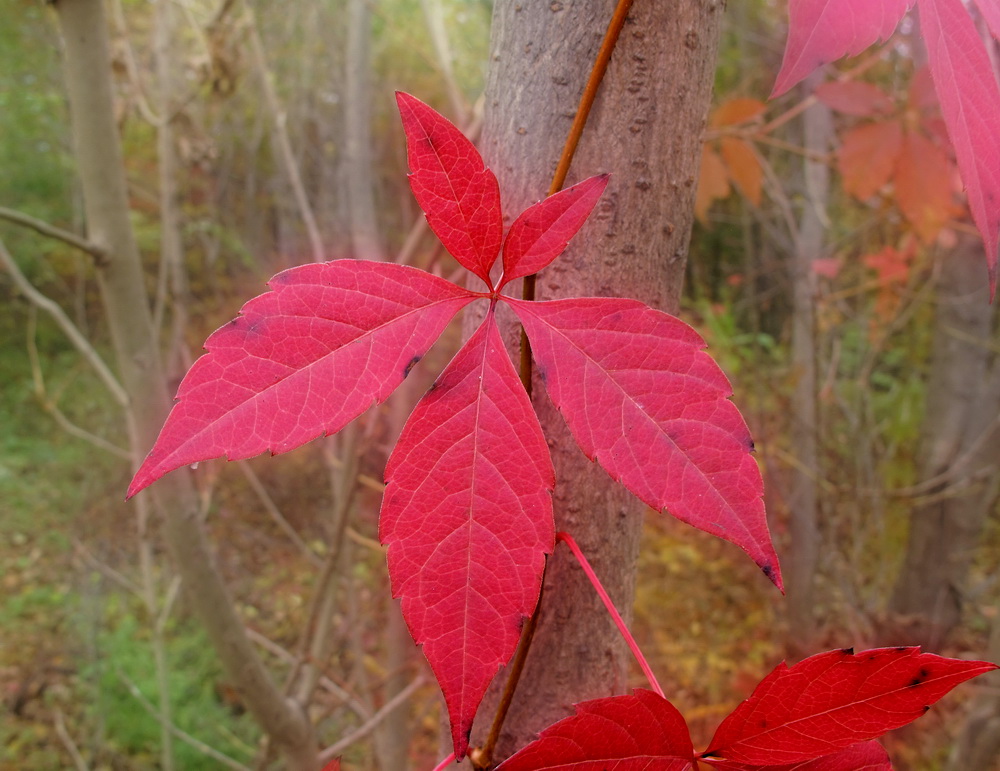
[380,305,554,759]
[396,91,503,288]
[499,174,610,288]
[702,647,998,766]
[508,297,781,590]
[496,689,695,771]
[128,261,475,497]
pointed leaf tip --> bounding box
[772,0,912,97]
[396,92,503,288]
[706,647,997,766]
[509,297,782,589]
[500,174,610,288]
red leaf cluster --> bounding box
[128,93,779,758]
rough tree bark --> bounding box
[888,240,1000,648]
[946,602,1000,771]
[52,1,318,767]
[467,1,724,761]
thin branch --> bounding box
[244,1,326,263]
[317,675,426,763]
[72,537,144,599]
[320,447,385,494]
[289,429,363,707]
[1,237,129,407]
[238,462,323,567]
[346,527,385,554]
[157,575,183,634]
[53,708,90,771]
[420,0,466,122]
[109,0,163,125]
[244,626,372,721]
[0,206,107,262]
[26,310,131,460]
[114,668,252,771]
[759,46,888,136]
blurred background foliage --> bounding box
[1,0,997,768]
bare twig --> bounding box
[244,626,372,721]
[0,206,106,262]
[53,708,90,771]
[244,1,326,263]
[238,462,323,567]
[25,310,131,460]
[317,675,426,763]
[72,537,144,598]
[420,0,466,122]
[346,527,385,554]
[321,448,385,494]
[109,0,163,125]
[287,429,363,707]
[114,668,252,771]
[1,237,128,407]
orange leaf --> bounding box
[695,145,731,222]
[816,81,893,117]
[838,119,903,200]
[720,138,763,206]
[895,131,953,243]
[711,98,767,127]
[864,244,913,285]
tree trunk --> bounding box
[946,601,1000,771]
[344,0,383,261]
[784,72,832,650]
[52,2,318,767]
[153,0,189,378]
[888,239,1000,648]
[469,1,723,760]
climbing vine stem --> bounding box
[472,2,636,768]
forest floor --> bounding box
[0,314,992,770]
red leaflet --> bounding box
[702,647,998,766]
[496,690,695,771]
[837,120,903,202]
[396,92,503,288]
[772,0,913,97]
[508,297,781,590]
[919,0,1000,294]
[707,741,891,771]
[127,261,475,497]
[500,175,610,289]
[320,759,341,771]
[814,81,893,118]
[380,306,554,759]
[719,138,763,207]
[894,130,953,243]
